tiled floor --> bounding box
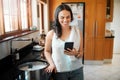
[84,53,120,80]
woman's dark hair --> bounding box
[53,4,73,38]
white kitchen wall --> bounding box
[0,31,39,59]
[106,0,120,54]
[0,41,10,59]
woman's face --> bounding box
[58,10,71,27]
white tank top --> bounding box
[52,26,83,72]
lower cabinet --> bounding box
[104,37,114,63]
[94,38,105,60]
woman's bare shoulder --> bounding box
[46,30,54,40]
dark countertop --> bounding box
[105,36,114,38]
[0,42,46,80]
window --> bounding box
[20,0,28,29]
[37,1,47,33]
[3,0,18,32]
[0,0,32,39]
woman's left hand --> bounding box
[44,64,57,73]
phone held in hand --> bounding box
[64,42,74,50]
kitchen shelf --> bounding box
[106,0,114,22]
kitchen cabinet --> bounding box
[106,0,114,22]
[104,37,114,62]
[84,0,96,60]
[84,0,106,61]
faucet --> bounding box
[10,38,34,54]
[10,40,13,54]
[10,38,34,65]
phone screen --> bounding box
[64,42,74,50]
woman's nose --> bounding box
[63,18,67,21]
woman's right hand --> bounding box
[45,64,57,73]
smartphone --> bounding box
[64,42,74,50]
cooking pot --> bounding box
[18,59,48,80]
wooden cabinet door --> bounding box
[84,0,106,60]
[84,0,96,60]
[104,38,114,59]
[95,0,106,38]
[94,0,106,60]
[84,38,95,60]
[94,38,105,60]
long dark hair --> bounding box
[53,4,73,38]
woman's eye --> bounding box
[60,17,64,19]
[66,16,70,19]
[60,16,70,19]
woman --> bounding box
[44,4,84,80]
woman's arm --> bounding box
[44,30,56,72]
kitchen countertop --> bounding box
[0,42,46,80]
[105,36,114,38]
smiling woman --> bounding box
[0,0,32,39]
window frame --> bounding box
[0,0,32,40]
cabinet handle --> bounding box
[95,21,98,37]
[93,22,95,37]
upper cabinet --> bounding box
[106,0,114,22]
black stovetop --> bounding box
[0,42,44,80]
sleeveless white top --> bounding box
[52,26,83,72]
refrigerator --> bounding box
[62,2,85,63]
